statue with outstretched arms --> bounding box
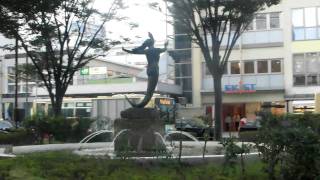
[122,32,168,108]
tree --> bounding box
[166,0,280,140]
[0,0,124,116]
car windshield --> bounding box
[0,121,13,129]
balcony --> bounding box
[202,74,284,92]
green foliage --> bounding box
[23,115,93,143]
[0,128,34,145]
[0,151,272,180]
[221,138,251,172]
[238,131,258,142]
[255,113,320,180]
[1,0,126,116]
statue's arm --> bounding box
[159,41,169,53]
[122,47,145,54]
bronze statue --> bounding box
[122,32,168,108]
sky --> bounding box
[94,0,173,44]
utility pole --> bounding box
[14,37,19,128]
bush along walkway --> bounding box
[0,151,270,180]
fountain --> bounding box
[113,108,167,157]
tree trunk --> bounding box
[53,95,63,117]
[213,76,222,140]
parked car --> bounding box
[0,120,14,132]
[175,118,214,140]
[238,120,261,132]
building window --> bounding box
[305,27,317,39]
[306,53,318,73]
[292,7,320,40]
[257,60,268,73]
[223,64,228,74]
[270,13,280,29]
[8,85,15,94]
[293,52,320,86]
[175,63,192,77]
[271,59,281,73]
[176,78,192,91]
[256,14,267,30]
[246,12,281,31]
[230,62,240,74]
[246,22,254,30]
[292,9,304,27]
[293,28,305,40]
[244,61,255,74]
[294,75,306,86]
[293,54,305,74]
[318,7,320,25]
[307,75,318,85]
[305,7,316,27]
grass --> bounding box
[0,151,269,180]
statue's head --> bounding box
[143,32,155,48]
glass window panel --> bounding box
[257,61,268,73]
[306,53,319,73]
[244,61,255,74]
[175,35,192,49]
[270,12,280,29]
[294,75,306,86]
[8,77,14,83]
[62,109,74,118]
[8,85,15,94]
[176,78,192,91]
[293,28,305,40]
[63,103,75,108]
[223,64,228,74]
[305,7,316,27]
[175,63,192,77]
[86,102,92,107]
[75,108,91,117]
[292,9,304,27]
[305,27,317,39]
[170,50,191,63]
[256,14,267,30]
[318,7,320,25]
[230,23,237,31]
[271,60,281,73]
[246,21,253,30]
[293,54,305,73]
[203,63,211,76]
[307,75,318,85]
[231,62,241,74]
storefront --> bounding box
[202,90,286,132]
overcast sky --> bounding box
[95,0,173,44]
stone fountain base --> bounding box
[114,108,166,157]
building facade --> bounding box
[0,51,181,121]
[175,0,320,128]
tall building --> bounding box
[173,0,320,126]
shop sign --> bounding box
[80,67,89,75]
[224,81,256,94]
[155,98,174,106]
[80,67,107,75]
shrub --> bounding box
[0,128,35,145]
[23,115,93,143]
[255,113,320,180]
[238,131,258,142]
[69,117,94,142]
